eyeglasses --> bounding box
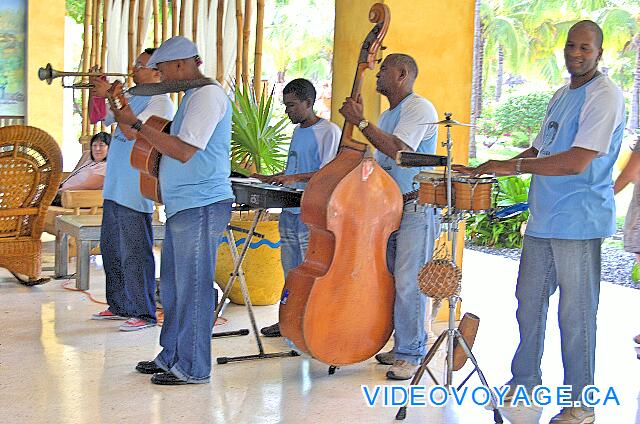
[133,61,151,69]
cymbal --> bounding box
[425,117,474,127]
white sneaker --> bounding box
[549,407,595,424]
[386,360,418,380]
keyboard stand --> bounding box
[213,208,299,364]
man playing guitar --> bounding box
[107,36,234,385]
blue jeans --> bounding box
[387,204,440,365]
[154,201,232,383]
[278,211,309,278]
[100,200,156,322]
[508,235,601,402]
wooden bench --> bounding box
[54,215,165,290]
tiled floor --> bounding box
[1,244,639,424]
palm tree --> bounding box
[470,0,483,159]
[596,3,640,130]
[469,0,528,157]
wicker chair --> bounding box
[0,126,62,284]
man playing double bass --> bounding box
[340,53,440,380]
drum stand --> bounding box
[213,208,299,364]
[396,113,503,423]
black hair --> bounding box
[385,53,419,79]
[283,78,316,104]
[143,48,157,56]
[570,20,604,49]
[89,132,111,161]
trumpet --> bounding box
[38,63,131,89]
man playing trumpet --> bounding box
[89,48,174,331]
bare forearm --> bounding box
[518,147,597,176]
[361,123,411,158]
[614,152,640,194]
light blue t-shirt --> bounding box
[159,84,234,218]
[283,118,340,214]
[527,75,626,239]
[375,93,438,194]
[103,94,174,213]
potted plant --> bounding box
[215,84,291,305]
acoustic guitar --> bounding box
[107,81,170,203]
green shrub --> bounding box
[465,175,531,248]
[495,92,553,147]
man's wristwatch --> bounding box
[358,119,369,131]
[131,119,143,132]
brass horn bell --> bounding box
[38,63,130,88]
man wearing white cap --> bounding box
[108,36,234,385]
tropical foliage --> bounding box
[263,0,334,83]
[471,0,640,158]
[466,175,531,248]
[230,84,289,176]
[478,91,554,147]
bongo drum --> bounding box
[415,170,448,207]
[451,175,496,212]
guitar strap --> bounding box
[127,78,220,96]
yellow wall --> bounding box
[330,1,383,143]
[332,1,475,264]
[26,0,65,144]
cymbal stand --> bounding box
[396,113,502,423]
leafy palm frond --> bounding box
[230,84,289,176]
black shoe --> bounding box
[136,360,165,374]
[260,322,281,337]
[151,372,188,385]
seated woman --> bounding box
[53,132,110,205]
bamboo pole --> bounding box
[242,0,251,86]
[91,0,101,136]
[192,0,199,42]
[171,0,178,38]
[101,0,110,66]
[90,0,99,67]
[128,0,136,86]
[161,0,168,41]
[253,0,264,98]
[170,0,178,104]
[178,0,186,104]
[152,0,159,47]
[216,0,224,83]
[235,0,243,86]
[179,0,186,36]
[81,0,93,140]
[101,0,110,132]
[137,0,145,55]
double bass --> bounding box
[279,3,403,366]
